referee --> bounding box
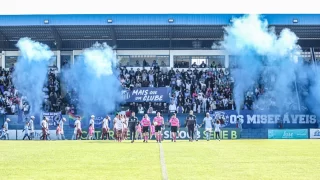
[128,111,139,143]
[185,110,196,142]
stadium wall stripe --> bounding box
[159,143,168,180]
[0,14,320,26]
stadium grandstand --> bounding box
[0,14,320,116]
[1,11,320,180]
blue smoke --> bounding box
[218,14,301,114]
[12,38,53,114]
[306,65,320,127]
[62,42,122,116]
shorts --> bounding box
[171,126,178,133]
[116,129,123,134]
[155,125,162,132]
[77,129,82,134]
[42,127,46,134]
[102,128,108,134]
[123,128,128,132]
[142,126,149,133]
[205,128,212,132]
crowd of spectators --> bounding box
[0,67,20,115]
[0,67,62,115]
[234,60,311,112]
[1,58,311,116]
[42,68,62,112]
[0,60,265,115]
[120,61,235,114]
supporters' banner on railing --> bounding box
[42,112,62,127]
[209,110,319,129]
[93,116,104,129]
[309,129,320,139]
[7,111,319,130]
[78,128,240,140]
[7,130,58,140]
[122,87,171,102]
[66,113,113,129]
[268,129,308,139]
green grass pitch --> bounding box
[0,140,319,180]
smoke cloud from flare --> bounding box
[63,42,122,116]
[222,15,299,57]
[13,37,53,114]
[219,14,301,114]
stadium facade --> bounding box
[1,14,320,70]
[1,14,320,140]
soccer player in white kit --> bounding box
[122,115,129,140]
[41,117,48,140]
[60,118,66,140]
[72,124,77,140]
[29,116,35,140]
[114,114,123,142]
[22,122,31,140]
[202,113,214,141]
[75,116,82,140]
[45,118,51,140]
[101,115,109,140]
[2,118,10,140]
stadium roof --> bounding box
[0,14,320,50]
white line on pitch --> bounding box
[159,143,168,180]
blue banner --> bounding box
[42,112,62,127]
[6,110,320,130]
[6,114,41,126]
[123,87,171,102]
[209,110,319,129]
[93,116,104,129]
[268,129,308,139]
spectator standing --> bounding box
[169,102,176,113]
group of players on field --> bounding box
[0,116,67,140]
[71,110,222,142]
[1,110,222,141]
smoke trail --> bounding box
[307,63,320,127]
[62,42,122,116]
[12,38,53,114]
[219,14,301,114]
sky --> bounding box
[0,0,318,15]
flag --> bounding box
[68,112,78,120]
[68,112,82,127]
